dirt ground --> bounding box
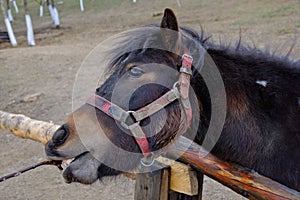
[0,0,299,199]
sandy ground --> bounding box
[0,0,299,199]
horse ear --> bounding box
[161,8,179,32]
[160,8,181,54]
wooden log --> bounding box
[165,136,300,200]
[0,110,299,199]
[0,110,59,145]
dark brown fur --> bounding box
[45,9,300,190]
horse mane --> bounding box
[181,26,300,69]
[104,24,299,77]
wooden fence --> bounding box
[0,110,299,200]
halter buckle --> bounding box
[182,53,193,63]
[120,111,138,130]
[180,54,193,76]
[179,67,193,76]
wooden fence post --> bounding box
[134,161,170,200]
[134,159,204,200]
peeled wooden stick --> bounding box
[0,110,59,145]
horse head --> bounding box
[45,8,205,184]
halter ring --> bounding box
[140,152,155,167]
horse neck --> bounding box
[191,43,300,190]
[195,47,300,163]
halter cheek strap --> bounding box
[178,53,193,128]
[86,53,193,159]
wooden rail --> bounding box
[165,137,300,200]
[0,110,299,199]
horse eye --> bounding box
[128,67,144,78]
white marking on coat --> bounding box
[256,80,268,87]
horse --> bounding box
[45,8,300,191]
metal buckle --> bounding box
[140,152,155,167]
[181,54,193,76]
[182,53,193,63]
[173,81,179,89]
[120,111,137,130]
[179,67,193,76]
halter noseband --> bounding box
[86,53,193,163]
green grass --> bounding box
[261,6,298,18]
[57,0,125,15]
[276,27,293,34]
[232,18,254,26]
[277,28,287,34]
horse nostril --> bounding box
[52,125,70,146]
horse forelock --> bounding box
[102,25,207,76]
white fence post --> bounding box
[52,6,59,27]
[25,14,35,46]
[4,17,17,46]
[40,4,43,17]
[80,0,84,11]
[0,0,17,46]
[7,8,13,21]
[12,0,18,13]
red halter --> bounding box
[86,53,193,160]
